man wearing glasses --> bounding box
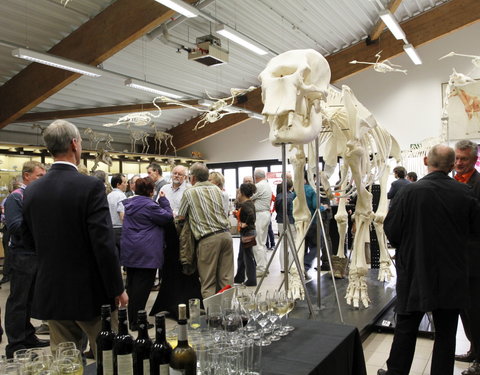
[160,165,189,217]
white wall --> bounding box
[179,21,480,163]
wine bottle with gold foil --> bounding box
[169,304,196,375]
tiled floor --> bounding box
[0,236,474,375]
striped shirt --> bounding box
[177,181,230,240]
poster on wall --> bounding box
[445,80,480,140]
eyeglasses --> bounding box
[173,172,186,177]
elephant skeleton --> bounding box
[259,49,400,308]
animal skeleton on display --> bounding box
[158,86,256,131]
[439,52,480,75]
[259,49,400,308]
[349,52,407,75]
[84,128,113,151]
[441,68,476,121]
[103,97,163,128]
[91,149,113,172]
[128,125,150,154]
[151,124,176,156]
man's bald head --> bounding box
[425,144,455,173]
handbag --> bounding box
[241,234,257,248]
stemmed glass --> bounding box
[245,295,261,339]
[284,289,296,332]
[266,293,280,341]
[273,291,290,336]
[256,293,272,347]
[60,348,84,374]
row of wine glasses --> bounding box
[1,342,83,375]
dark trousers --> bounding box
[1,227,11,277]
[460,307,480,360]
[234,243,257,286]
[265,221,275,248]
[320,218,332,263]
[386,309,459,375]
[113,227,122,258]
[5,253,38,356]
[125,267,157,327]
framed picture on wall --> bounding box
[443,79,480,140]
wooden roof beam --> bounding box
[328,0,480,82]
[15,100,201,123]
[0,0,197,128]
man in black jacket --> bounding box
[22,120,128,356]
[453,140,480,375]
[378,144,480,375]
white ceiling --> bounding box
[0,0,450,146]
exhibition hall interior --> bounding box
[0,0,479,374]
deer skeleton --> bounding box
[84,128,113,151]
[259,49,400,307]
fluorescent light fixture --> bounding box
[403,44,422,65]
[12,48,102,77]
[124,78,183,99]
[154,0,199,18]
[216,24,268,56]
[379,10,405,40]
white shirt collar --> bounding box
[53,161,78,170]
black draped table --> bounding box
[85,318,366,375]
[262,318,366,375]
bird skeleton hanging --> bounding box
[158,86,256,131]
[350,52,407,75]
[441,68,476,121]
[259,49,400,308]
[103,97,163,128]
[439,52,480,76]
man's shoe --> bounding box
[304,273,313,282]
[35,323,50,335]
[462,361,480,375]
[0,275,10,284]
[84,349,94,359]
[377,369,388,375]
[456,350,475,362]
[24,337,50,348]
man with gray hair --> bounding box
[22,120,127,356]
[177,162,233,298]
[147,162,167,202]
[160,165,188,217]
[453,140,480,375]
[251,168,272,277]
[378,144,480,375]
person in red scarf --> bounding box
[454,140,480,375]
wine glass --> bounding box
[266,293,280,342]
[284,289,296,332]
[59,348,84,374]
[273,292,290,336]
[55,342,77,358]
[54,358,82,375]
[207,304,223,331]
[256,294,272,347]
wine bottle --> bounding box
[96,304,116,375]
[150,314,172,375]
[113,307,134,375]
[169,304,196,375]
[133,311,152,375]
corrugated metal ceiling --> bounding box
[0,0,450,147]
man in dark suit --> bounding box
[453,140,480,375]
[22,119,128,356]
[378,144,480,375]
[387,166,410,207]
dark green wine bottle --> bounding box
[113,307,134,375]
[169,304,196,375]
[150,314,172,375]
[96,304,116,375]
[133,310,152,375]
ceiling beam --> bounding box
[369,0,404,42]
[169,0,479,149]
[169,113,251,151]
[0,0,197,129]
[14,100,201,123]
[327,0,480,82]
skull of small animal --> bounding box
[259,49,331,145]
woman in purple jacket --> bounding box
[121,177,173,329]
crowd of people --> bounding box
[1,119,480,375]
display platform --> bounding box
[372,301,435,339]
[289,269,397,340]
